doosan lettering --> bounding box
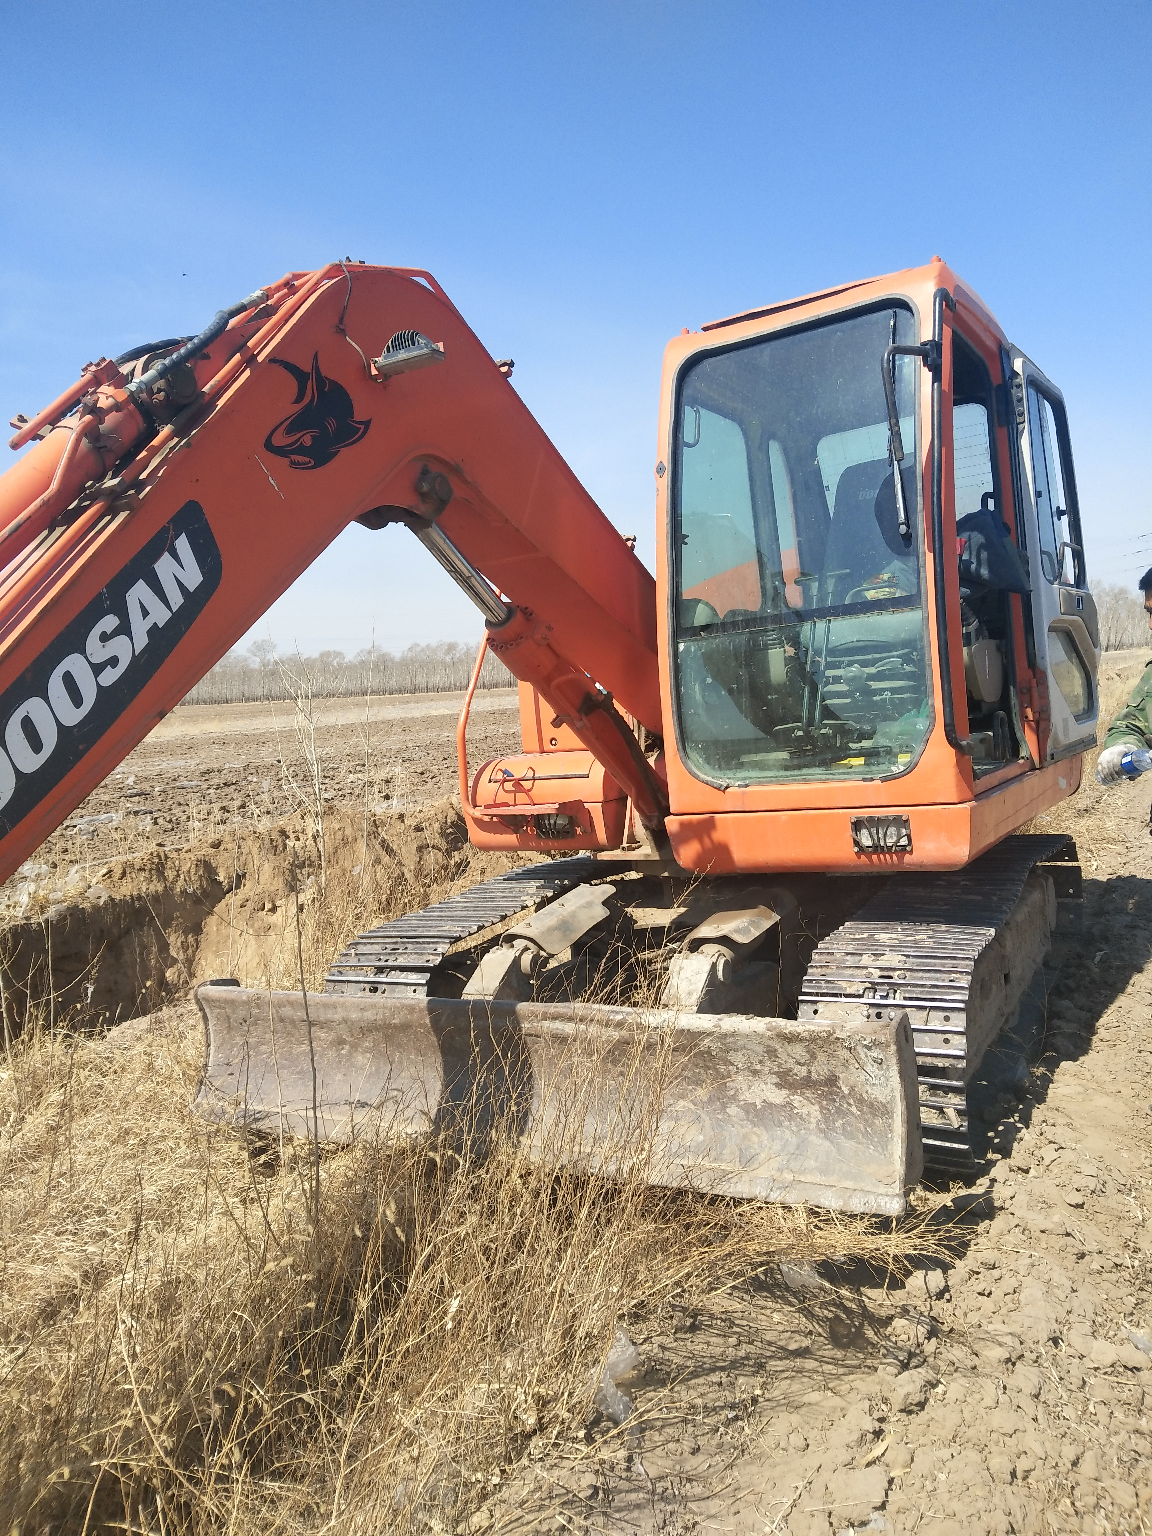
[0,534,204,807]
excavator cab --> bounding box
[653,260,1097,874]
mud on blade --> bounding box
[195,987,924,1217]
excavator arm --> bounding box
[0,263,665,883]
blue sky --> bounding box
[2,1,1149,657]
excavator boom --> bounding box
[0,264,661,881]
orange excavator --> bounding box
[0,259,1096,1213]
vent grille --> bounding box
[384,330,424,354]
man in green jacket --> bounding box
[1096,567,1152,784]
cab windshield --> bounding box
[673,304,929,784]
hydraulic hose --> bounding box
[113,337,192,368]
[125,290,269,399]
[0,412,99,561]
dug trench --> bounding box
[0,798,519,1033]
[0,669,1149,1535]
[0,683,527,1029]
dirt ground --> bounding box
[487,786,1152,1535]
[0,685,525,1029]
[2,664,1152,1534]
[4,686,522,903]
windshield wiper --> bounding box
[882,313,937,540]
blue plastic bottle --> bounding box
[1121,748,1152,779]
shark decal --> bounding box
[263,353,371,471]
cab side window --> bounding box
[1027,386,1083,586]
[768,439,802,608]
[953,402,994,516]
[951,334,998,518]
[678,405,762,620]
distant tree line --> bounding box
[1095,583,1151,652]
[183,583,1147,708]
[182,639,512,705]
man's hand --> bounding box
[1096,743,1141,785]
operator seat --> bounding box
[822,458,918,604]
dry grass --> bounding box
[0,850,952,1535]
[1026,645,1151,854]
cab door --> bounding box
[1005,349,1099,762]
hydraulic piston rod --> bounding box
[402,517,666,825]
[407,518,512,626]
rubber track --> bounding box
[324,856,601,997]
[797,833,1078,1174]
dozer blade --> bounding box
[194,987,924,1216]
